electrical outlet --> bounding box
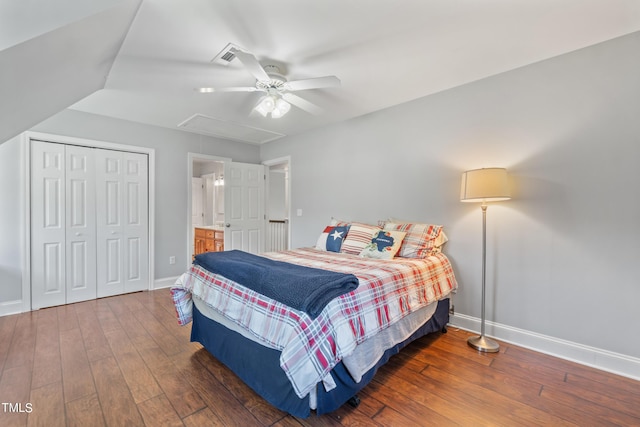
[169,256,176,265]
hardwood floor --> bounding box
[1,288,638,426]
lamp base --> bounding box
[467,335,500,353]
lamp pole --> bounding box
[467,203,500,352]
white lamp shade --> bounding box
[460,168,511,202]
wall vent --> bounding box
[212,43,244,66]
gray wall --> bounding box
[261,32,640,360]
[268,171,287,220]
[0,109,259,307]
[0,137,24,303]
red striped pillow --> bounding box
[340,223,381,255]
[383,222,443,258]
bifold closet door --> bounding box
[95,149,149,297]
[31,141,97,309]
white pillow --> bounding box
[360,230,406,260]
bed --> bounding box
[171,222,458,418]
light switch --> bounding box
[296,209,303,217]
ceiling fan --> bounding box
[197,49,340,118]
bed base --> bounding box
[190,298,450,418]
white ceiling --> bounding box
[4,0,640,144]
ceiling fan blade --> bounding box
[284,76,341,91]
[195,86,259,93]
[282,93,324,115]
[233,50,270,82]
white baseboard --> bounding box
[1,278,181,317]
[450,313,640,382]
[153,276,180,290]
[0,300,24,317]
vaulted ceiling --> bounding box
[2,0,640,145]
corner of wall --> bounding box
[0,300,25,317]
[450,313,640,382]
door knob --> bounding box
[75,232,81,236]
[225,223,230,227]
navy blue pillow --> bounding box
[315,226,350,252]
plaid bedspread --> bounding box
[171,248,457,398]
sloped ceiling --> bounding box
[0,0,141,144]
[2,0,640,145]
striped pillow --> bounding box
[340,223,381,255]
[383,222,443,258]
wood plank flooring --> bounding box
[1,288,639,426]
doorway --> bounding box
[187,153,277,264]
[192,160,225,228]
[187,154,228,265]
[264,156,291,252]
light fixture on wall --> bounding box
[460,167,511,352]
[254,94,291,118]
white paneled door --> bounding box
[32,141,68,309]
[95,149,149,297]
[65,145,97,303]
[31,141,149,309]
[224,162,265,254]
[32,142,98,308]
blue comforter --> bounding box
[193,250,359,319]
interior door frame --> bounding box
[186,153,230,270]
[22,131,156,312]
[262,156,292,251]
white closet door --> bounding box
[224,162,265,254]
[122,152,149,293]
[95,149,149,297]
[65,145,97,303]
[31,141,66,309]
[95,150,125,297]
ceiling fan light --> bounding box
[254,104,269,117]
[255,96,275,116]
[271,98,291,119]
[262,96,277,112]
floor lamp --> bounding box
[460,168,511,352]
